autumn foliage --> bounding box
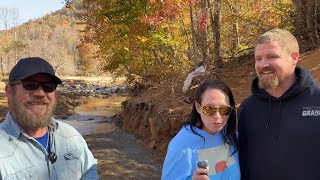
[78,0,301,80]
[0,0,318,78]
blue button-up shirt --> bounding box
[0,113,99,179]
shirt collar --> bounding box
[3,112,24,139]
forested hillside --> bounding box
[0,0,102,77]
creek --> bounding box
[53,79,162,179]
[56,95,127,135]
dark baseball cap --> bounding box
[9,57,62,84]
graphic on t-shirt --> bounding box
[198,144,236,175]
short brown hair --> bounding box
[255,28,299,54]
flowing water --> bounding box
[57,95,127,135]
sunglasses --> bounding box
[200,105,233,116]
[11,80,57,92]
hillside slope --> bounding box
[116,49,320,158]
[0,0,89,76]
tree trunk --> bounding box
[314,0,320,43]
[207,0,215,63]
[292,0,320,51]
[180,17,193,63]
[200,0,208,65]
[0,53,4,76]
[190,0,198,68]
[213,0,222,67]
[226,0,240,57]
[306,0,316,47]
[234,0,240,48]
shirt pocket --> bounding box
[64,149,82,178]
[4,166,38,180]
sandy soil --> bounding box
[85,122,162,179]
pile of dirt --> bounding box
[115,49,320,159]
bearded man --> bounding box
[238,29,320,180]
[0,57,98,179]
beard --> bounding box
[9,94,57,129]
[257,66,283,89]
[258,75,280,89]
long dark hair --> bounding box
[183,79,238,153]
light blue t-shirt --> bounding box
[162,125,240,180]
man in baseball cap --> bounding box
[9,57,62,85]
[0,57,98,179]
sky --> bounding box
[0,0,65,29]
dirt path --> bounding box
[85,122,163,179]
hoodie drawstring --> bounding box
[273,100,283,143]
[265,98,272,128]
[265,98,283,143]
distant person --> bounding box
[0,57,98,179]
[162,79,240,180]
[238,29,320,179]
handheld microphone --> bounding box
[49,152,57,163]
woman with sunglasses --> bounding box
[161,79,240,180]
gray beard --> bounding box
[9,96,56,129]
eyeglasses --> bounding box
[10,80,57,92]
[200,105,233,116]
